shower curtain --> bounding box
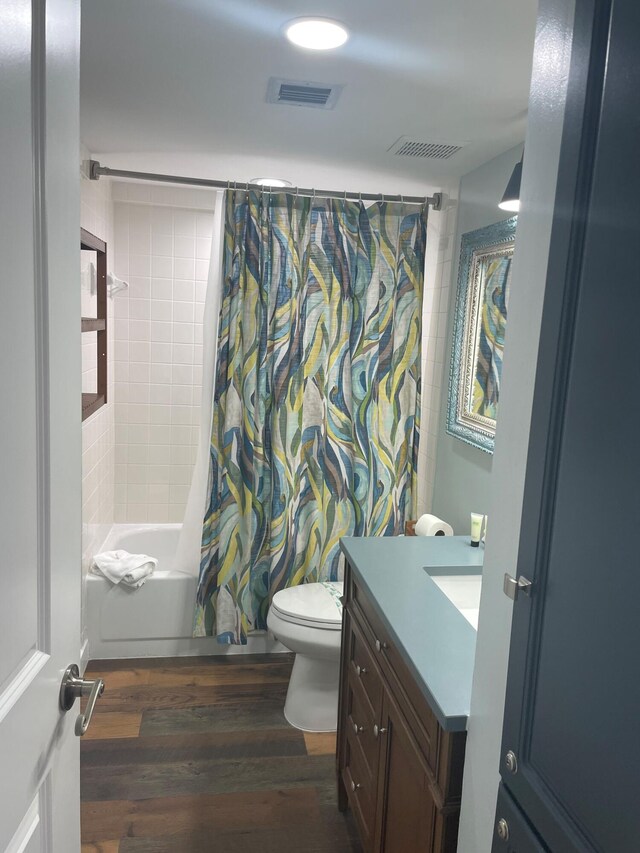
[193,190,426,644]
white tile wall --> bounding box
[111,184,215,523]
[416,186,458,515]
[80,148,115,613]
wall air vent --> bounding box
[388,137,463,159]
[266,77,343,110]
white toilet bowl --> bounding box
[267,581,344,732]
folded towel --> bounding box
[91,550,157,589]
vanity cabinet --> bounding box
[337,562,466,853]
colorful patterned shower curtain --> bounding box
[194,190,426,643]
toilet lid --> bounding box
[271,582,344,630]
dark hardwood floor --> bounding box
[81,654,361,853]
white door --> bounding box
[1,0,84,850]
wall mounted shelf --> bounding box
[80,227,107,421]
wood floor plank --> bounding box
[83,712,142,740]
[81,752,338,803]
[143,661,292,687]
[98,680,288,713]
[305,731,337,755]
[81,728,306,765]
[83,668,151,690]
[87,659,293,688]
[86,653,293,672]
[117,805,361,853]
[118,818,361,853]
[81,788,319,843]
[138,697,288,735]
[81,841,120,853]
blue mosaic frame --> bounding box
[446,216,517,454]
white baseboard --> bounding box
[86,631,289,661]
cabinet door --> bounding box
[494,785,549,853]
[376,692,437,853]
[342,729,378,853]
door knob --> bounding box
[353,722,364,735]
[504,750,518,774]
[373,724,387,738]
[355,664,367,676]
[59,664,105,736]
[503,573,532,601]
[496,817,509,841]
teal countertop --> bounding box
[339,535,483,732]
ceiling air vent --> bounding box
[266,77,343,110]
[388,137,463,160]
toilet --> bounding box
[267,581,344,732]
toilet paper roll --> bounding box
[414,513,454,537]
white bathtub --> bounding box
[85,524,284,660]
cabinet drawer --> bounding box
[347,669,380,779]
[343,729,376,853]
[350,573,439,774]
[346,611,383,715]
[350,573,395,660]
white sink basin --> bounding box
[431,575,482,630]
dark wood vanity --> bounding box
[337,552,471,853]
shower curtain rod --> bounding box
[89,161,443,210]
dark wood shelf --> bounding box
[81,227,107,253]
[82,393,105,420]
[81,317,106,333]
[81,228,108,421]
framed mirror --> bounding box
[446,216,517,453]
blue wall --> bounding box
[431,144,524,534]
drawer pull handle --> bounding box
[373,724,388,738]
[375,639,389,653]
[350,780,362,792]
[355,664,367,676]
[353,722,364,735]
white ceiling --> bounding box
[80,0,537,195]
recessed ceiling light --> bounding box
[285,18,349,51]
[251,177,292,188]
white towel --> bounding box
[91,550,157,589]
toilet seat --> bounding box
[271,582,343,631]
